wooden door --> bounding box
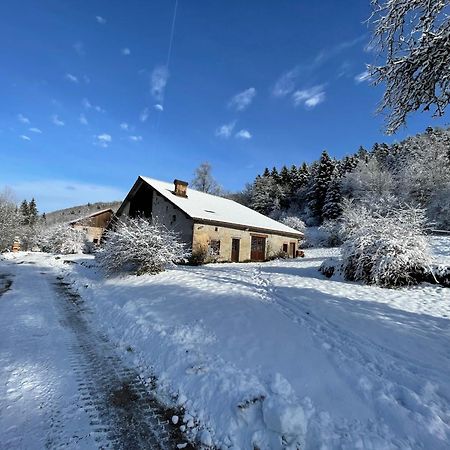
[231,238,240,262]
[290,242,296,258]
[251,236,266,261]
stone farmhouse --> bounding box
[70,208,114,244]
[115,176,303,262]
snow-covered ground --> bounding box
[1,237,449,449]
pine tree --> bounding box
[279,165,291,187]
[263,167,271,177]
[356,145,369,162]
[19,200,29,225]
[307,150,336,223]
[298,162,310,186]
[270,167,280,183]
[28,198,38,225]
[323,174,343,220]
[251,175,274,215]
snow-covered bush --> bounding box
[301,227,331,248]
[428,184,450,230]
[0,189,21,252]
[340,203,431,287]
[38,224,88,254]
[279,215,306,233]
[318,220,342,247]
[97,217,190,275]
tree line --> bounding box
[236,126,450,230]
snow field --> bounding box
[5,237,449,449]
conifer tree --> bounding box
[19,200,29,225]
[28,198,38,225]
[323,174,343,220]
[307,150,336,223]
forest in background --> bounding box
[233,126,450,231]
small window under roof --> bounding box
[204,209,216,213]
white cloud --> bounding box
[129,135,143,142]
[235,129,252,140]
[355,70,370,84]
[273,35,366,98]
[20,135,31,141]
[82,98,104,113]
[6,179,126,213]
[79,114,88,125]
[83,75,91,84]
[215,121,236,139]
[228,87,257,111]
[51,114,65,126]
[17,113,30,124]
[29,127,42,133]
[140,107,149,122]
[65,73,79,83]
[94,133,112,148]
[73,41,85,56]
[272,67,301,97]
[121,48,131,56]
[96,16,106,24]
[292,85,326,109]
[151,65,169,103]
[120,122,129,130]
[82,98,92,109]
[154,104,164,112]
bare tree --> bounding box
[369,0,450,134]
[0,188,20,252]
[191,162,222,194]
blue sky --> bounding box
[0,0,447,212]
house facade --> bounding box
[116,176,303,262]
[70,208,114,244]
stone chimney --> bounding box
[173,179,188,197]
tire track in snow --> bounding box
[0,273,13,297]
[51,276,194,450]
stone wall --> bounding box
[192,223,299,262]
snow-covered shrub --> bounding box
[318,220,342,247]
[279,215,306,233]
[340,203,431,287]
[38,224,88,254]
[0,190,21,252]
[319,257,341,278]
[97,217,190,275]
[428,184,450,230]
[301,227,331,248]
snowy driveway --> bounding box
[2,247,450,449]
[0,259,192,449]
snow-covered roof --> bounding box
[140,176,302,237]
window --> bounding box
[208,240,220,257]
[283,244,288,253]
[171,214,177,224]
[93,238,99,244]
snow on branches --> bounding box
[340,201,432,287]
[96,216,190,275]
[38,224,88,254]
[369,0,450,133]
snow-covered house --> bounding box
[116,176,303,262]
[69,208,114,244]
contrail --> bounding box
[155,0,178,130]
[166,0,179,70]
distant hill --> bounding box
[44,201,122,226]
